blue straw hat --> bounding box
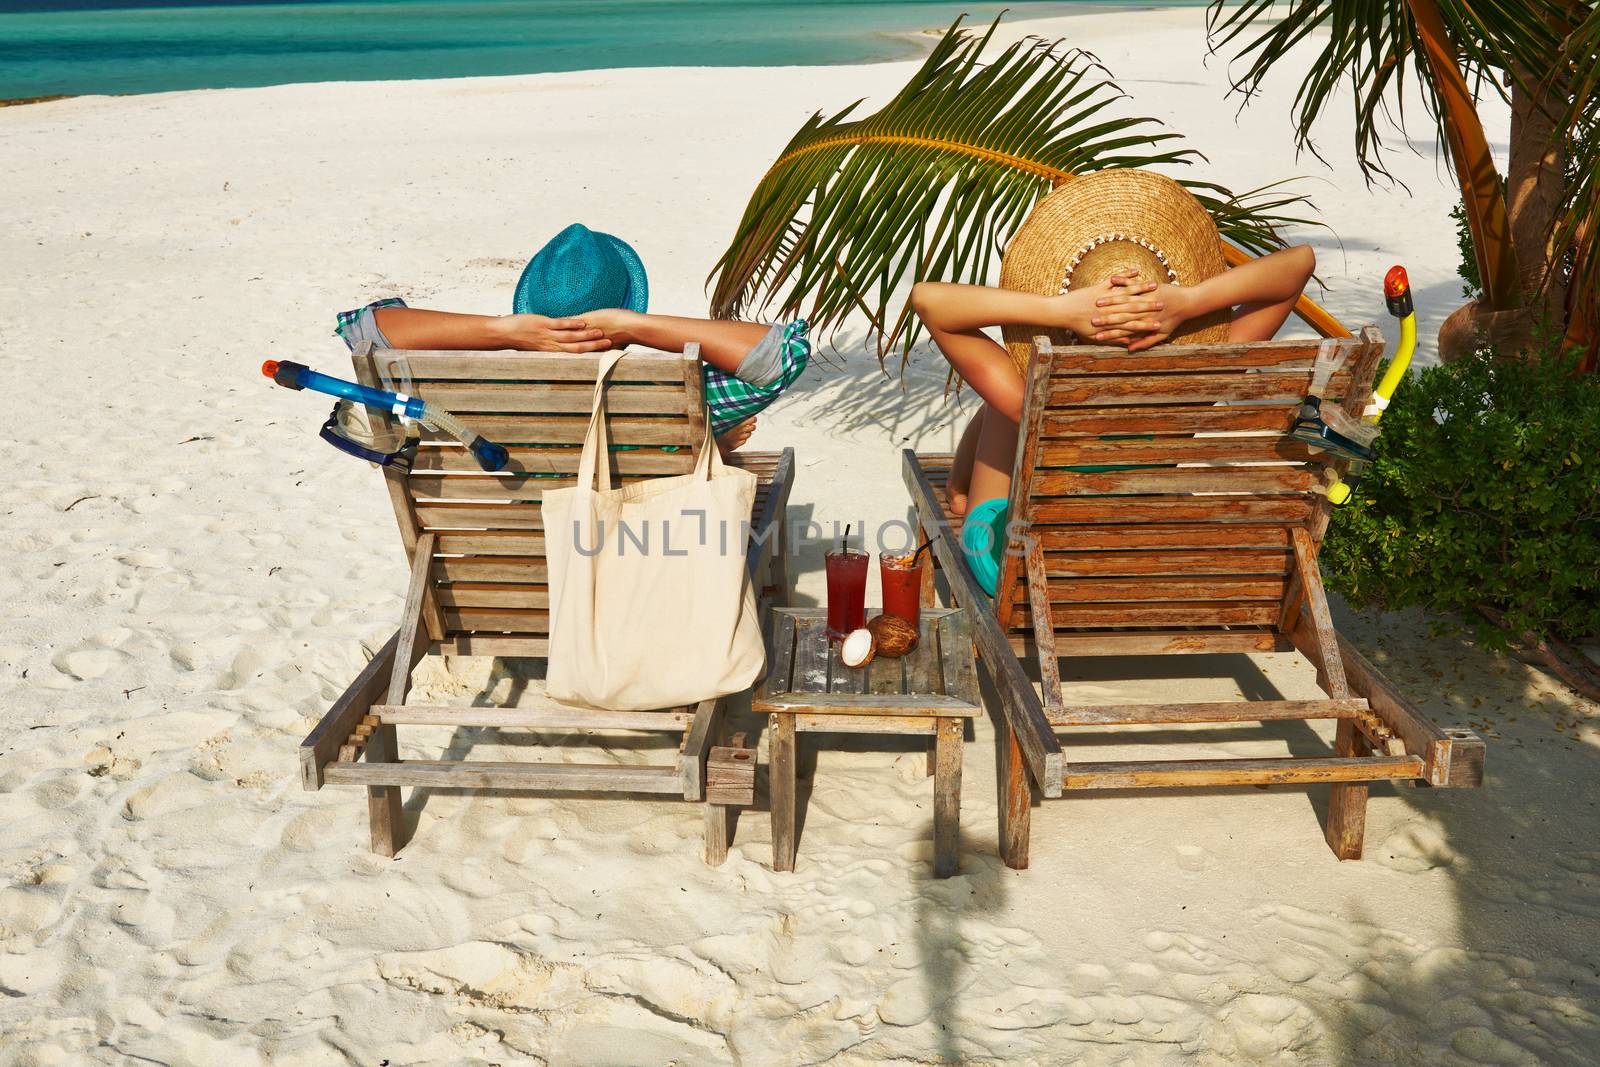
[513,223,649,318]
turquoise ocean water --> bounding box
[0,0,1197,99]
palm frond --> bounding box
[1206,0,1567,180]
[707,16,1324,363]
[1206,0,1574,312]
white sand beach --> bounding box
[3,7,1598,1065]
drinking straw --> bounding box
[842,524,852,553]
[911,539,933,565]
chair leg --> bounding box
[768,517,791,607]
[770,713,797,872]
[999,723,1031,870]
[703,715,735,866]
[1325,719,1370,860]
[933,718,963,878]
[705,802,733,866]
[365,723,408,857]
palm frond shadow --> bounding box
[783,332,976,442]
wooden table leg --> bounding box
[933,717,963,878]
[705,802,732,866]
[704,716,732,866]
[770,713,797,872]
[797,732,816,780]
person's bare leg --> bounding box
[583,309,771,374]
[946,409,984,517]
[966,403,1019,518]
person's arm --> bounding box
[1089,245,1316,351]
[372,306,612,353]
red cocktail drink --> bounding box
[824,549,869,639]
[880,552,924,632]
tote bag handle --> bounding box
[576,351,723,491]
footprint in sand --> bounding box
[50,645,131,681]
[217,645,269,690]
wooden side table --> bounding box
[755,607,981,877]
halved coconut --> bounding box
[840,627,875,669]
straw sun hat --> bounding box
[998,168,1231,374]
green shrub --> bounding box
[1321,338,1600,647]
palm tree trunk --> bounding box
[1406,0,1520,313]
[1507,72,1567,313]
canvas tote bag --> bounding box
[543,351,765,710]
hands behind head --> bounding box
[498,313,613,353]
[1073,271,1194,352]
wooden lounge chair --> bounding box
[299,342,792,862]
[904,330,1484,869]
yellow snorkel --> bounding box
[1325,265,1416,505]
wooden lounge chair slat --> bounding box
[1030,467,1323,496]
[1060,755,1425,790]
[1042,549,1291,578]
[1041,436,1319,466]
[374,704,693,730]
[1017,576,1289,604]
[1030,496,1314,524]
[418,491,773,531]
[414,502,545,530]
[1048,698,1368,726]
[434,531,547,555]
[411,382,689,414]
[432,583,550,609]
[442,607,550,632]
[433,557,548,582]
[1046,337,1359,374]
[415,414,696,447]
[1019,602,1282,628]
[1047,369,1350,407]
[1038,629,1295,656]
[1036,525,1293,551]
[325,760,687,792]
[413,447,696,475]
[407,475,642,501]
[394,351,690,380]
[437,634,549,657]
[1042,406,1299,437]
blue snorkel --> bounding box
[263,359,508,472]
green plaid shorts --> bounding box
[704,319,810,435]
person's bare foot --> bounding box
[716,416,756,458]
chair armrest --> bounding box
[902,449,1064,796]
[298,630,402,790]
